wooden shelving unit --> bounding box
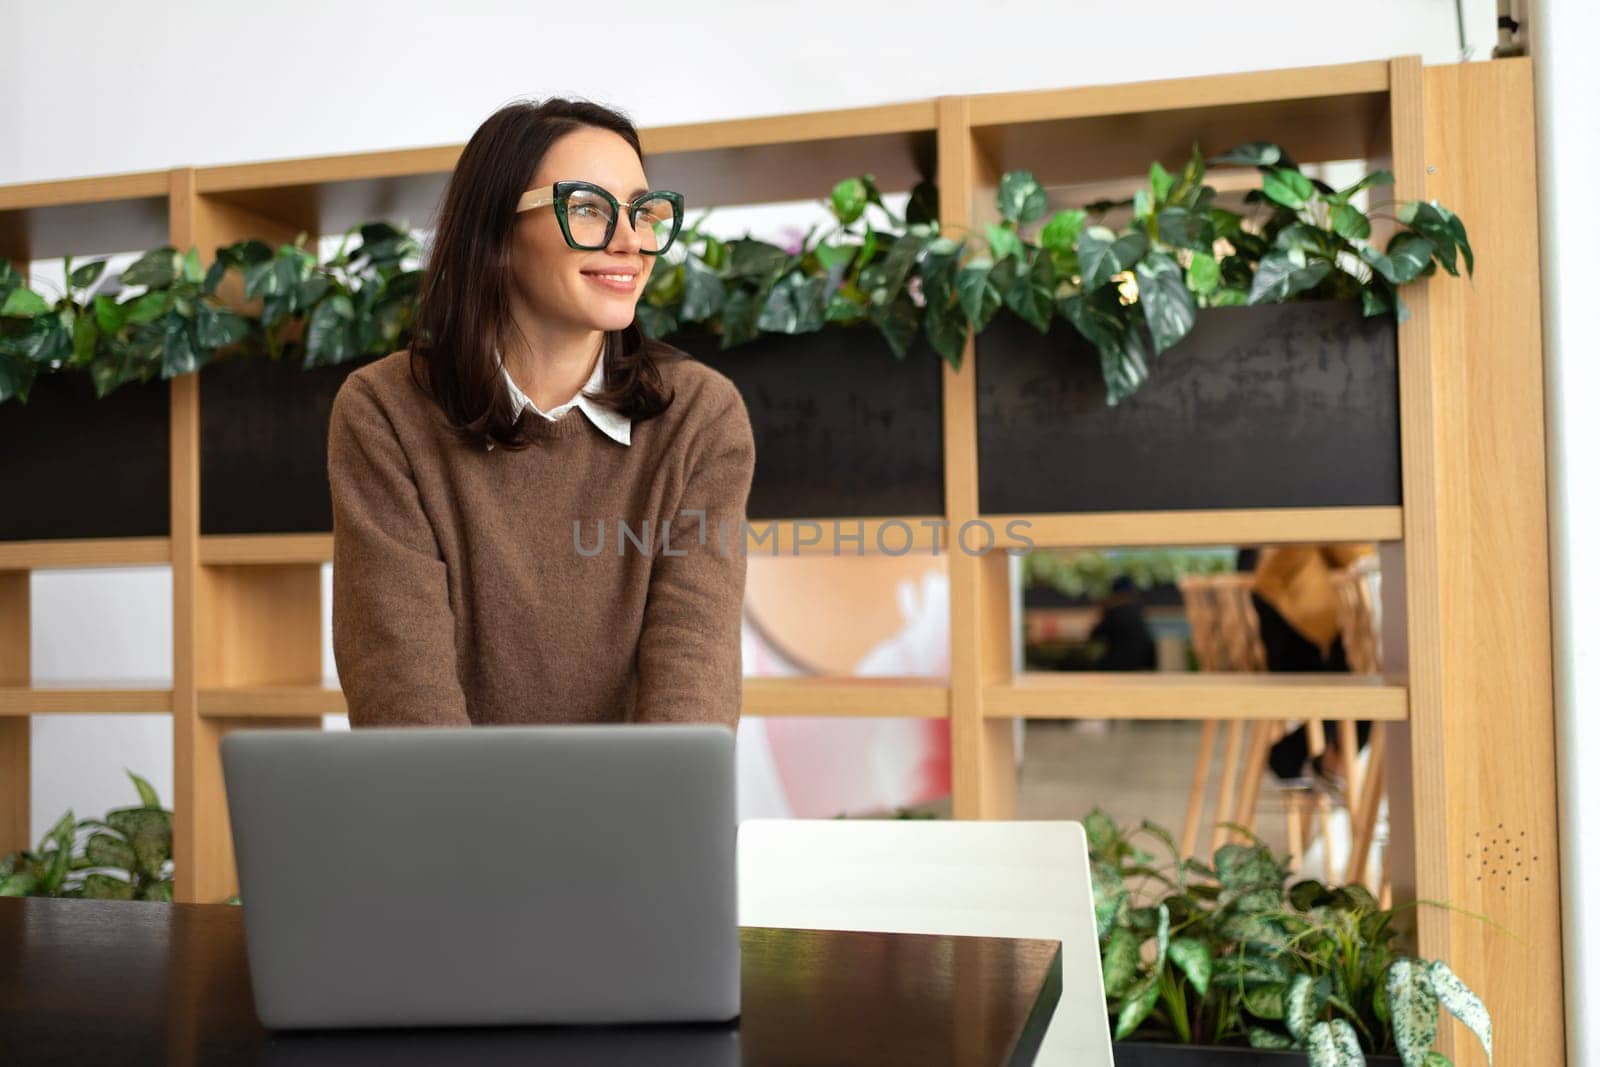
[0,56,1560,1063]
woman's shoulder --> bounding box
[648,340,746,422]
[331,349,445,430]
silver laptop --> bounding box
[220,724,740,1031]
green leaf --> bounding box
[1148,161,1174,203]
[985,223,1025,262]
[905,179,939,226]
[1039,209,1086,255]
[681,256,726,322]
[1115,974,1161,1039]
[72,312,98,366]
[997,170,1047,224]
[1422,1054,1452,1067]
[1155,207,1209,249]
[81,873,136,900]
[956,262,1003,332]
[1286,973,1333,1043]
[1306,1019,1364,1067]
[1002,247,1055,333]
[1101,927,1139,997]
[1386,233,1437,285]
[1134,252,1195,354]
[1076,226,1148,293]
[1247,250,1331,304]
[1090,860,1128,939]
[868,292,919,360]
[104,807,173,877]
[1427,959,1492,1064]
[160,310,204,378]
[1,287,49,318]
[1208,142,1290,168]
[305,293,356,368]
[69,259,108,291]
[1247,1026,1295,1050]
[125,290,170,326]
[0,871,37,896]
[1167,937,1211,996]
[121,247,179,289]
[84,833,136,870]
[1330,203,1371,240]
[93,294,128,334]
[1244,982,1287,1020]
[1387,959,1441,1067]
[181,247,204,285]
[1336,169,1395,200]
[830,177,868,225]
[1262,167,1315,210]
[128,770,161,809]
[196,303,250,349]
[813,243,855,274]
[1190,251,1222,295]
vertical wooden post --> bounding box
[1390,56,1563,1064]
[168,169,322,902]
[0,570,29,856]
[939,96,1016,819]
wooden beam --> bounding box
[0,571,29,856]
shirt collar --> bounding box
[499,348,631,447]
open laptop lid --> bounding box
[220,724,738,1030]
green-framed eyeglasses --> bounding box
[516,179,684,255]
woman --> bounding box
[327,98,755,729]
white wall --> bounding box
[1529,2,1598,1064]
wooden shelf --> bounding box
[195,519,947,565]
[0,538,171,570]
[199,685,344,718]
[197,678,950,720]
[967,60,1391,189]
[987,507,1403,550]
[985,672,1407,721]
[742,676,948,718]
[0,169,172,264]
[0,685,172,715]
[199,534,332,566]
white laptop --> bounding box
[220,724,740,1031]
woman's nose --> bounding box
[609,211,646,253]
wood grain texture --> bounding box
[1398,57,1562,1066]
[940,96,1019,820]
[991,508,1403,549]
[986,672,1408,721]
[0,571,27,855]
[170,170,324,904]
[0,538,170,568]
[0,687,171,715]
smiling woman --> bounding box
[326,97,756,730]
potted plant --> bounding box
[972,144,1468,515]
[0,770,174,901]
[1085,809,1493,1067]
[0,258,171,541]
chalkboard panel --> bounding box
[0,373,169,541]
[666,326,945,520]
[976,301,1400,514]
[201,356,376,535]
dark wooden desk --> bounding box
[1,898,1061,1066]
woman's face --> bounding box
[510,127,656,337]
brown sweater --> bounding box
[327,346,755,728]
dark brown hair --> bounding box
[410,97,677,450]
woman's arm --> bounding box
[632,382,756,727]
[327,374,472,727]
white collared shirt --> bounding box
[499,349,631,446]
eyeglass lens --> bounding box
[565,188,678,251]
